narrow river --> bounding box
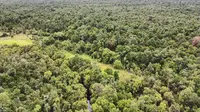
[87,100,92,112]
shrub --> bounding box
[113,60,123,69]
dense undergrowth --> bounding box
[1,0,200,112]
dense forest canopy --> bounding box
[1,0,200,112]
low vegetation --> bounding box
[0,33,32,46]
[65,51,132,82]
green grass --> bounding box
[97,63,132,82]
[0,33,33,46]
[0,40,32,46]
[64,51,132,82]
[64,51,76,59]
[79,54,93,61]
[64,51,93,61]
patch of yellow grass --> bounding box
[0,33,32,46]
[98,63,132,82]
[79,54,93,61]
[0,40,32,46]
[64,51,76,59]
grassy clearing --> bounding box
[0,33,33,46]
[97,63,132,82]
[0,40,32,46]
[64,51,132,81]
[64,51,76,59]
[79,54,93,61]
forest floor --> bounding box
[64,51,132,82]
[0,33,32,46]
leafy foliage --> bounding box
[0,0,200,112]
